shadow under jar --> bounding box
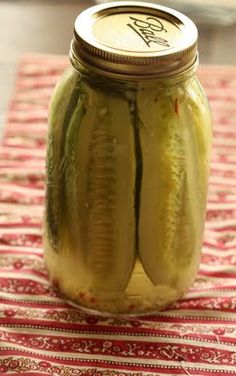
[44,1,212,315]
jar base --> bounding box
[44,235,197,315]
[56,282,186,316]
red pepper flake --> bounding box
[79,292,85,299]
[174,98,179,115]
[90,297,96,304]
[52,278,59,289]
[128,304,136,310]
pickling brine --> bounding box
[43,1,212,314]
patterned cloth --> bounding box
[0,55,236,376]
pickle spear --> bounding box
[137,87,204,286]
[66,83,136,293]
[46,68,81,251]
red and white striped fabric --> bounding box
[0,55,236,376]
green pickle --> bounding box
[44,2,212,314]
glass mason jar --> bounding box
[44,1,212,314]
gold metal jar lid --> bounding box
[71,1,198,79]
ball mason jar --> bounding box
[44,1,212,314]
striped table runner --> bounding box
[0,55,236,375]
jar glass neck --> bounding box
[70,49,198,91]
